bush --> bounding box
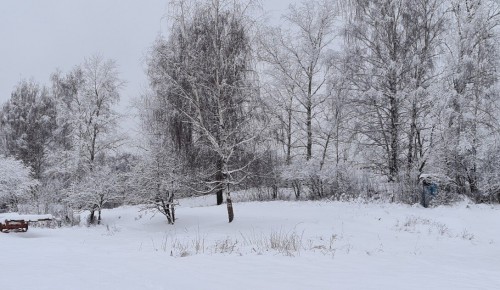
[280,159,385,202]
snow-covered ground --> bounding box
[1,198,499,290]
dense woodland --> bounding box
[1,0,500,224]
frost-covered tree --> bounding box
[345,0,446,182]
[147,0,261,222]
[75,55,125,170]
[320,52,358,169]
[127,147,182,224]
[66,165,123,225]
[439,0,500,199]
[258,0,338,162]
[0,155,39,211]
[50,55,125,172]
[0,79,57,179]
[50,54,126,223]
[127,93,189,224]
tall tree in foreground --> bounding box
[148,0,259,222]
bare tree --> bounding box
[258,0,338,162]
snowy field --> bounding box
[1,198,499,290]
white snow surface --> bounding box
[1,198,499,290]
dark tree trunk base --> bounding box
[89,210,96,225]
[217,190,223,205]
[227,194,234,223]
[171,205,176,224]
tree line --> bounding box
[1,0,499,224]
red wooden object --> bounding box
[0,220,29,233]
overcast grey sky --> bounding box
[0,0,294,118]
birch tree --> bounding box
[147,0,260,222]
[258,0,338,162]
[346,0,445,182]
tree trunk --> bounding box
[388,83,399,182]
[97,209,102,225]
[168,192,175,224]
[320,133,332,170]
[226,192,234,223]
[89,209,95,225]
[468,165,479,201]
[407,102,417,172]
[216,159,224,205]
[170,203,176,224]
[292,180,301,200]
[161,198,173,225]
[216,190,223,206]
[306,93,313,161]
[272,184,278,200]
[286,107,292,165]
[421,185,428,208]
